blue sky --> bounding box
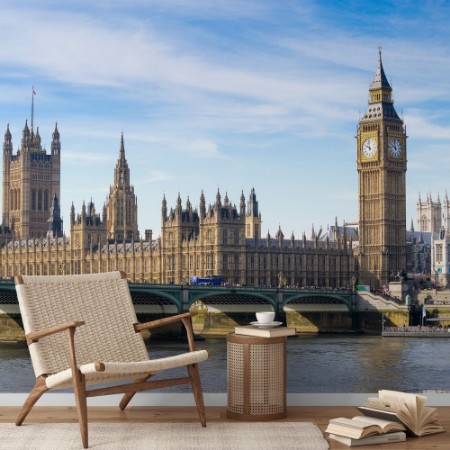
[1,0,450,238]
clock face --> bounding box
[389,138,402,158]
[362,138,377,158]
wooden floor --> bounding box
[0,406,448,449]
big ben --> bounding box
[357,49,407,289]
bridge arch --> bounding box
[128,284,182,313]
[187,288,279,312]
[283,290,353,311]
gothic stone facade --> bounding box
[0,126,356,287]
[0,52,414,288]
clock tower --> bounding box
[357,49,407,289]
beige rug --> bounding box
[0,422,329,449]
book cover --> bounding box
[328,431,406,447]
[234,325,296,338]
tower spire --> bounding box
[370,47,391,91]
[119,131,125,160]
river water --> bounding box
[1,335,449,393]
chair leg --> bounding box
[15,376,48,426]
[187,364,206,427]
[73,372,88,449]
[119,375,151,411]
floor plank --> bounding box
[1,406,448,449]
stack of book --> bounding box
[325,390,444,447]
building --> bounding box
[0,51,413,289]
[2,121,61,240]
[356,49,407,289]
[0,126,356,286]
[414,192,450,288]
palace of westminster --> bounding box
[0,52,446,290]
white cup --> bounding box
[256,311,275,324]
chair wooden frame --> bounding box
[14,272,208,449]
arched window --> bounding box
[38,190,42,210]
[44,190,49,211]
[31,190,36,210]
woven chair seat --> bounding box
[46,349,209,389]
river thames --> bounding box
[1,334,450,393]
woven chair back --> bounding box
[16,271,149,379]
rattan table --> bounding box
[226,333,287,420]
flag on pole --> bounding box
[32,87,36,95]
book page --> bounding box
[379,390,418,429]
[351,415,405,432]
[329,417,376,430]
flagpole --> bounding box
[31,86,35,132]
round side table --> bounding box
[226,333,287,420]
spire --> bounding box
[119,132,125,161]
[70,202,75,226]
[161,194,167,220]
[4,123,11,141]
[370,47,392,91]
[176,192,182,214]
[199,190,206,219]
[363,48,400,121]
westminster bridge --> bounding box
[0,280,411,339]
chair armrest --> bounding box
[134,312,199,352]
[26,321,85,345]
[134,312,197,332]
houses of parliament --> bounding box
[0,52,413,290]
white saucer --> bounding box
[249,321,283,328]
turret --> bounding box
[51,122,61,156]
[47,193,63,238]
[21,120,31,150]
[215,189,222,211]
[239,190,245,217]
[3,124,12,156]
[247,188,258,217]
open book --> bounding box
[325,415,405,439]
[358,390,445,437]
